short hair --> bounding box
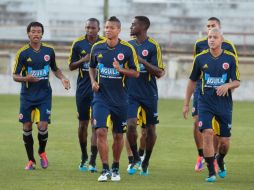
[135,16,150,30]
[107,16,121,28]
[209,28,223,35]
[87,18,100,27]
[208,17,221,26]
[27,22,44,34]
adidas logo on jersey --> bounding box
[27,57,32,62]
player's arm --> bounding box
[89,46,99,92]
[182,56,200,119]
[138,56,165,78]
[113,58,139,78]
[53,68,70,90]
[183,79,196,119]
[69,54,90,71]
[50,49,70,90]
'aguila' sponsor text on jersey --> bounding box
[89,39,139,106]
[13,43,58,101]
[128,37,165,100]
[68,35,105,97]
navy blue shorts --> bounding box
[19,96,51,124]
[92,100,127,133]
[127,96,159,126]
[76,95,92,121]
[198,109,232,137]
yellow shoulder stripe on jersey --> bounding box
[99,36,107,40]
[13,44,30,73]
[224,39,238,58]
[120,40,140,71]
[148,38,165,69]
[191,49,209,73]
[224,50,240,80]
[193,37,207,57]
[42,42,55,50]
[68,36,86,65]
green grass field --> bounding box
[0,94,253,190]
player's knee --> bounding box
[96,128,107,139]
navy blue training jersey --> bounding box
[190,49,240,107]
[68,35,105,98]
[13,43,58,101]
[90,39,140,106]
[128,37,165,100]
[193,37,238,91]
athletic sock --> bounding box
[89,145,97,166]
[198,149,204,157]
[38,128,48,154]
[130,144,140,162]
[205,156,215,177]
[142,149,152,166]
[23,130,35,162]
[79,141,88,161]
[217,153,226,171]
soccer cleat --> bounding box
[111,168,121,182]
[39,152,48,169]
[214,159,219,175]
[79,160,89,171]
[98,169,111,182]
[140,166,149,176]
[25,160,36,170]
[127,161,141,175]
[195,156,204,172]
[88,164,97,173]
[218,164,227,178]
[205,175,216,182]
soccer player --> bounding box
[89,16,140,182]
[13,21,70,170]
[127,16,165,176]
[68,18,105,172]
[192,17,238,172]
[183,28,240,182]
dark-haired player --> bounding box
[13,21,70,170]
[69,18,105,172]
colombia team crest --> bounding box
[117,53,124,61]
[44,55,50,62]
[142,49,149,56]
[222,62,229,70]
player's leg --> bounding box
[19,99,36,170]
[140,99,159,176]
[212,117,220,174]
[124,136,134,170]
[199,111,216,182]
[216,114,232,179]
[93,101,111,181]
[89,126,98,172]
[36,98,52,169]
[192,93,204,172]
[76,96,90,171]
[138,108,147,160]
[127,97,140,173]
[110,107,126,181]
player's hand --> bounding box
[216,84,229,96]
[92,81,99,92]
[113,58,121,72]
[26,74,41,83]
[182,105,189,119]
[61,78,71,90]
[80,54,90,62]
